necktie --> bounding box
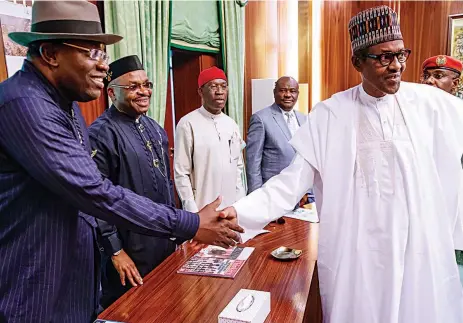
[285,112,297,137]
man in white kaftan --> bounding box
[174,66,246,212]
[221,6,463,323]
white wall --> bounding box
[251,78,276,114]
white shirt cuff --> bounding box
[183,199,199,213]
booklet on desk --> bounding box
[177,246,254,278]
[284,205,319,223]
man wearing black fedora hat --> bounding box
[0,1,243,322]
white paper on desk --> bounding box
[284,207,319,223]
[240,228,270,244]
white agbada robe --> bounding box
[234,82,463,322]
[174,106,246,212]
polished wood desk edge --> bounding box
[99,218,320,322]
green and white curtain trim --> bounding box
[170,40,220,54]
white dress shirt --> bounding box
[279,107,299,137]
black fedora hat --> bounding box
[9,0,122,46]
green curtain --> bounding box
[219,0,247,192]
[171,1,220,51]
[219,0,245,134]
[457,250,463,265]
[104,0,170,126]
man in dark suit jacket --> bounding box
[0,2,241,322]
[246,77,313,204]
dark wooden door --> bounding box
[171,49,218,124]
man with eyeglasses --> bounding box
[88,55,176,308]
[220,5,463,322]
[421,55,462,98]
[174,66,246,213]
[0,2,243,322]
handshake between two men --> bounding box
[191,196,242,249]
[110,196,243,289]
[193,191,304,249]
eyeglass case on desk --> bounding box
[218,289,270,323]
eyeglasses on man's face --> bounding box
[364,49,412,67]
[206,83,228,91]
[110,81,154,92]
[62,42,109,65]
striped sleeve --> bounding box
[0,97,199,241]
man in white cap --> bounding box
[222,5,463,322]
[0,2,242,322]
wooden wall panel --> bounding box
[0,23,8,82]
[244,0,309,136]
[277,0,290,77]
[399,1,463,83]
[164,72,182,208]
[298,0,312,111]
[243,0,284,138]
[244,1,278,137]
[164,73,174,164]
[78,94,107,126]
[172,51,202,125]
[172,50,218,125]
[199,54,218,71]
[320,0,463,100]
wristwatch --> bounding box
[113,249,122,256]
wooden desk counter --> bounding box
[99,218,319,323]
